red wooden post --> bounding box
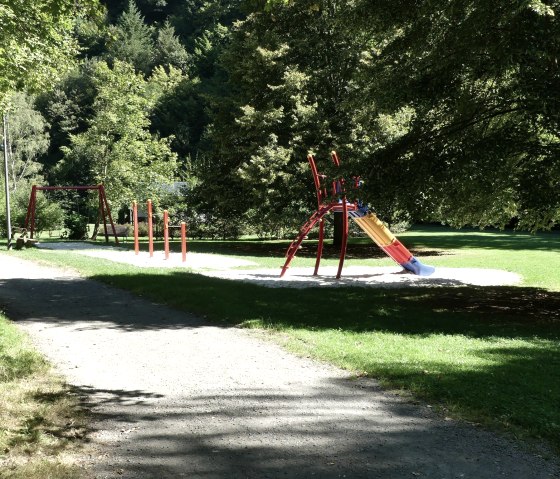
[163,210,169,260]
[100,185,119,244]
[133,200,139,255]
[147,199,153,257]
[181,221,187,262]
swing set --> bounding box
[24,184,120,243]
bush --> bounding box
[137,222,149,237]
[64,213,88,240]
[37,199,65,236]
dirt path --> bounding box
[0,254,558,479]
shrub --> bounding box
[137,222,149,237]
[64,213,88,240]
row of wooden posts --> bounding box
[132,199,187,262]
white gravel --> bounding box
[36,242,521,288]
[36,242,256,270]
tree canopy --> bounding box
[0,0,101,107]
[1,0,559,236]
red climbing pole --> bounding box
[280,152,358,279]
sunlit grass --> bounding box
[279,329,559,442]
[0,313,86,478]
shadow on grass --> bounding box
[371,343,560,446]
[101,272,560,338]
[1,273,559,338]
[125,226,560,262]
[6,386,88,456]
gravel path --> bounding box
[0,254,558,479]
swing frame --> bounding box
[24,185,119,244]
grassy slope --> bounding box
[0,313,87,478]
[3,226,560,454]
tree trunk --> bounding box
[333,211,343,248]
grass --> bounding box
[2,225,560,455]
[0,312,87,478]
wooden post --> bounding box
[181,221,187,262]
[147,199,153,258]
[99,185,118,244]
[163,210,169,260]
[133,200,139,255]
[99,189,109,243]
[25,185,37,239]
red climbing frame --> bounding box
[24,185,119,244]
[280,152,358,279]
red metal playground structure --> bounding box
[24,185,120,243]
[280,152,435,279]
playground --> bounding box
[1,156,560,477]
[19,151,523,290]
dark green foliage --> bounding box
[64,212,89,240]
[170,0,243,77]
[155,22,191,72]
[151,77,206,158]
[35,61,99,174]
[6,0,559,236]
[105,1,156,74]
[345,0,560,230]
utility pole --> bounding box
[3,113,12,249]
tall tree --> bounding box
[105,0,156,74]
[198,0,366,235]
[0,92,64,235]
[59,60,180,207]
[155,21,191,72]
[35,60,100,177]
[171,0,243,78]
[346,0,560,230]
[4,92,49,192]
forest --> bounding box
[1,0,559,240]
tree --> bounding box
[0,0,100,107]
[344,0,560,230]
[198,0,366,235]
[35,60,100,179]
[155,22,191,73]
[0,92,63,236]
[59,60,180,209]
[105,0,155,74]
[3,92,49,192]
[170,0,243,78]
[204,0,560,232]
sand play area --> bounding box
[35,242,521,289]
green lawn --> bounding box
[2,226,560,454]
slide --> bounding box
[348,209,435,276]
